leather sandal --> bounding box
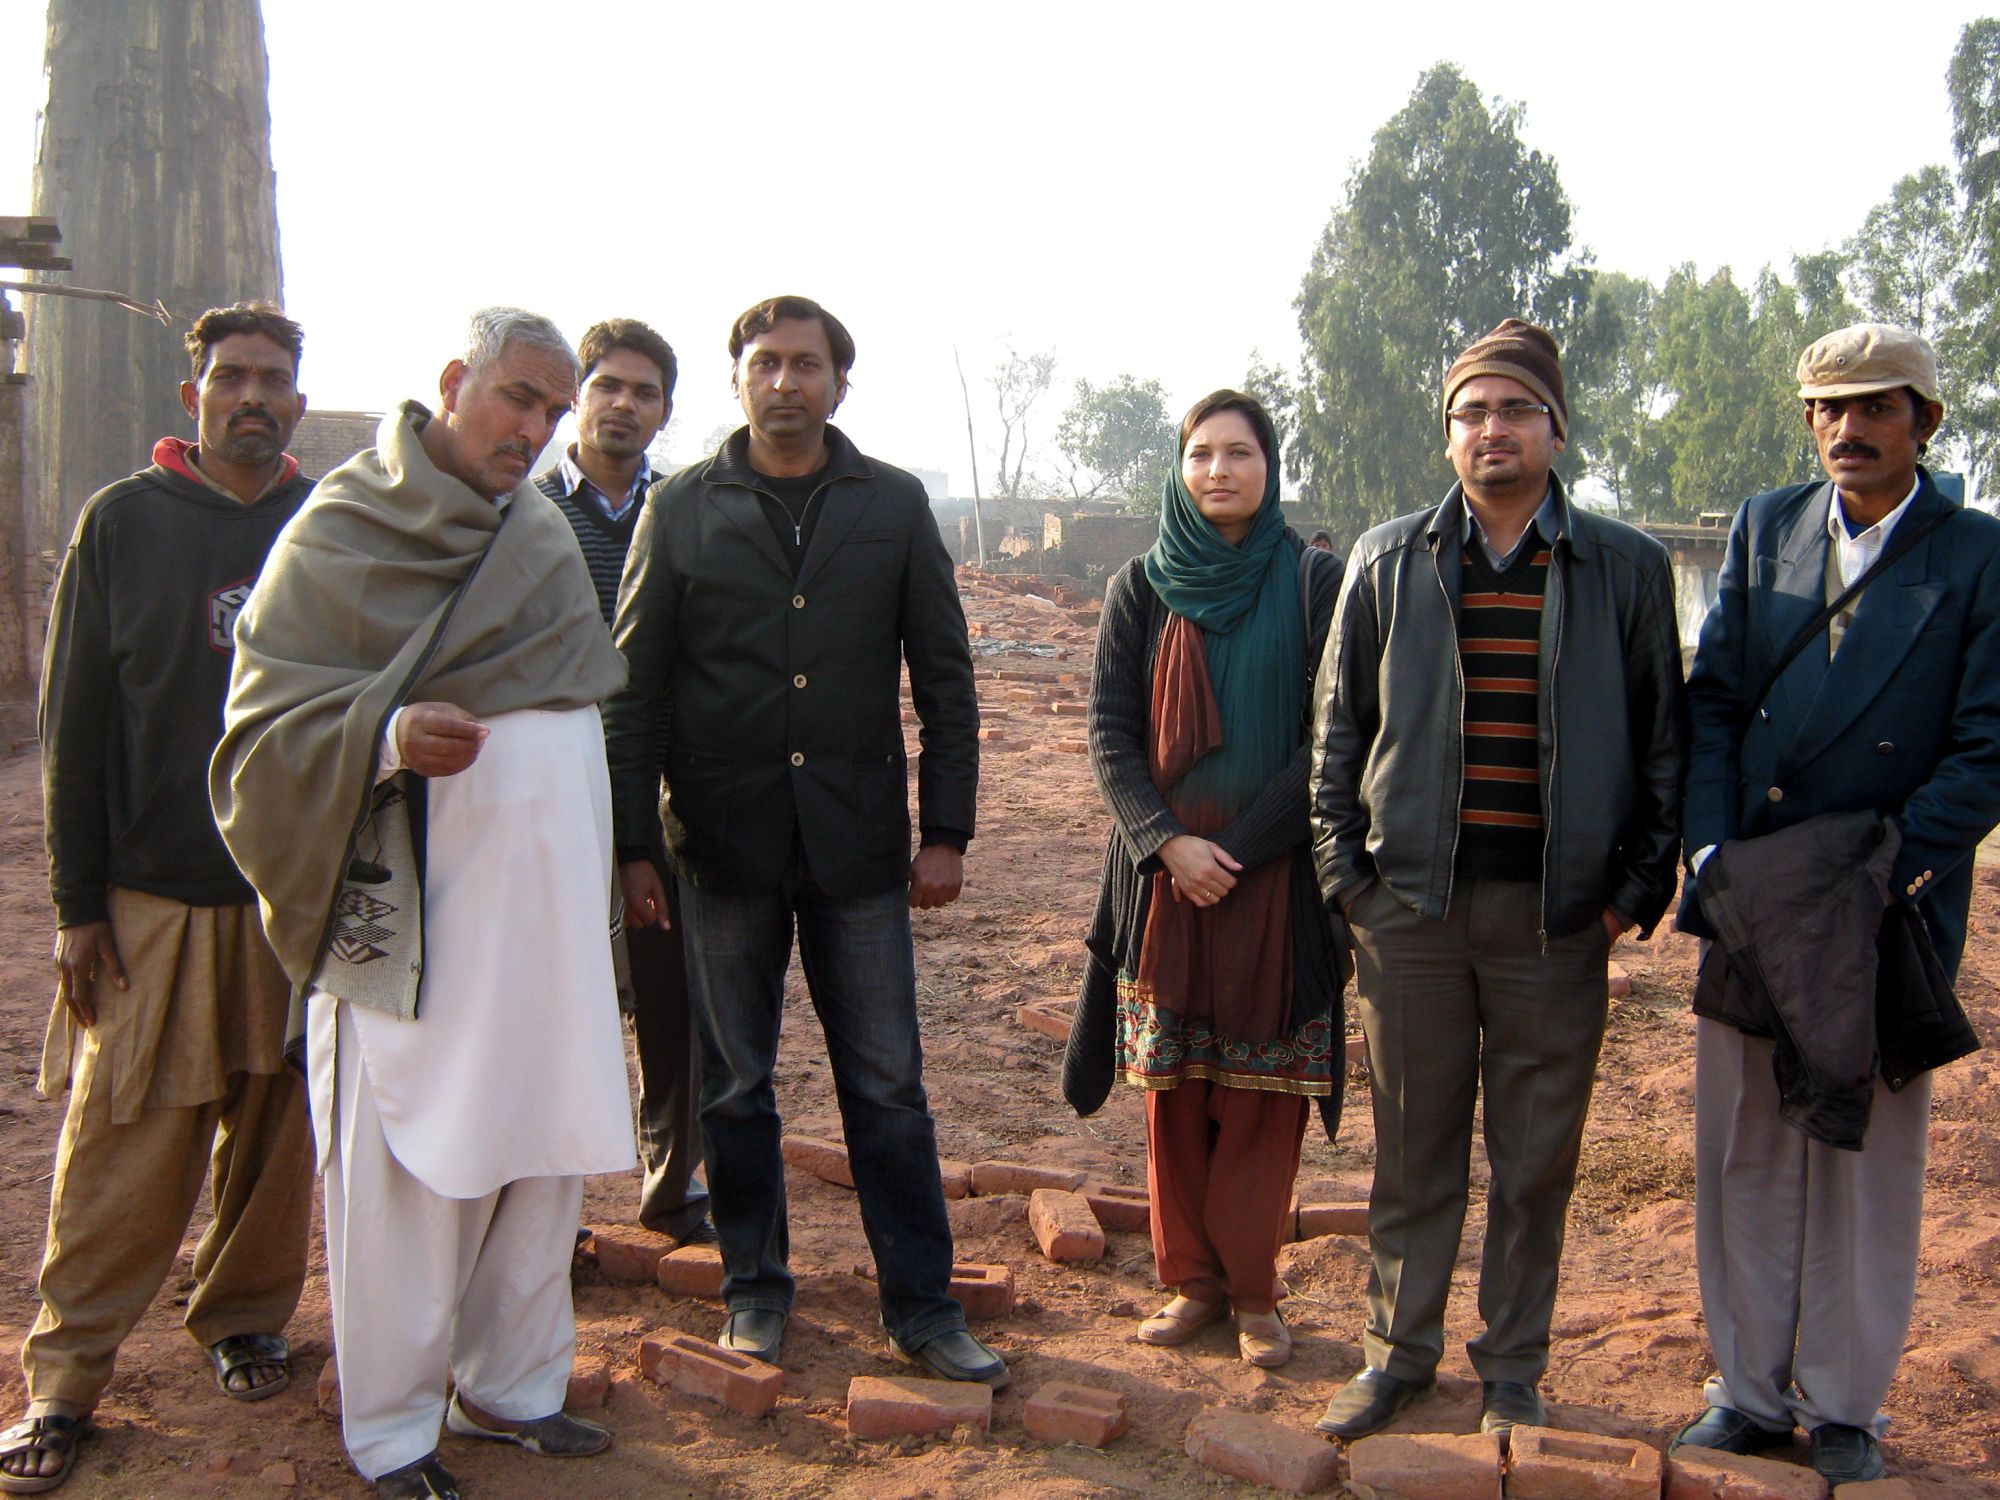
[444,1394,610,1457]
[0,1413,92,1496]
[206,1333,291,1402]
[1135,1295,1226,1346]
[1236,1309,1293,1368]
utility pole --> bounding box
[953,347,986,568]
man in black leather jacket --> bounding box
[603,296,1001,1389]
[1308,320,1685,1443]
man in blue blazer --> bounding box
[1672,324,2000,1483]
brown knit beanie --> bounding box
[1442,318,1568,441]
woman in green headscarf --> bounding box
[1064,390,1349,1368]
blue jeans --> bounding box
[675,869,964,1350]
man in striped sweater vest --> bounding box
[1310,320,1684,1443]
[536,318,714,1247]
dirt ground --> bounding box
[1,570,1997,1499]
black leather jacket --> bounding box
[1309,478,1687,939]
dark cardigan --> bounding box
[1064,532,1350,1140]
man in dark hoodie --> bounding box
[2,304,316,1497]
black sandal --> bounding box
[0,1412,91,1496]
[206,1333,292,1402]
[374,1452,461,1499]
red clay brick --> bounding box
[566,1357,611,1410]
[1508,1424,1664,1500]
[847,1374,992,1439]
[977,727,1006,742]
[950,1263,1016,1318]
[1608,961,1633,998]
[780,1133,854,1188]
[637,1327,784,1417]
[1005,687,1038,702]
[1185,1407,1342,1495]
[1053,737,1089,754]
[1016,999,1075,1041]
[1833,1482,1917,1500]
[1026,1381,1128,1446]
[657,1244,725,1299]
[969,1161,1086,1195]
[1079,1181,1150,1233]
[1050,701,1088,715]
[316,1355,339,1418]
[1029,1188,1106,1263]
[1296,1202,1371,1238]
[938,1158,973,1199]
[1666,1449,1828,1500]
[1348,1431,1504,1500]
[592,1225,674,1283]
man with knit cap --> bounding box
[1310,319,1684,1441]
[1669,324,2000,1484]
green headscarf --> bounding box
[1141,456,1303,817]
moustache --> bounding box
[1830,442,1880,461]
[228,410,276,429]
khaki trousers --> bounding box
[22,1042,313,1406]
[1349,876,1610,1384]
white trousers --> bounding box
[1694,1018,1930,1437]
[321,1002,582,1479]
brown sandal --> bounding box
[0,1412,92,1496]
[1135,1295,1226,1346]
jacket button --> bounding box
[1907,882,1920,896]
[793,674,807,688]
[789,751,804,767]
[1766,786,1784,802]
[1877,741,1895,754]
[792,594,806,609]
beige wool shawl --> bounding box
[211,401,626,1038]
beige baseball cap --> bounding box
[1796,322,1940,404]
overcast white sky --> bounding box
[0,1,1984,489]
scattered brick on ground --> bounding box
[591,1225,675,1283]
[1025,1381,1128,1447]
[315,1355,339,1418]
[1665,1449,1829,1500]
[1507,1424,1664,1500]
[949,1263,1016,1318]
[638,1327,785,1418]
[938,1158,973,1199]
[657,1244,726,1299]
[780,1133,854,1189]
[1029,1188,1107,1263]
[1832,1482,1917,1500]
[1079,1181,1150,1233]
[566,1356,611,1411]
[846,1375,993,1439]
[1016,999,1074,1041]
[1053,737,1089,754]
[968,1161,1086,1195]
[1347,1430,1504,1500]
[1294,1202,1371,1239]
[1184,1407,1342,1495]
[1609,961,1633,998]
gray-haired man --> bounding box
[215,309,633,1499]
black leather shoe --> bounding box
[717,1308,786,1364]
[375,1453,461,1499]
[1480,1381,1546,1437]
[1810,1424,1885,1484]
[887,1327,1011,1389]
[676,1219,720,1248]
[1669,1406,1793,1456]
[1314,1367,1436,1440]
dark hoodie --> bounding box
[40,439,313,924]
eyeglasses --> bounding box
[1447,402,1552,428]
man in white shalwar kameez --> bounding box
[213,309,635,1500]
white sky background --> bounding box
[0,0,1985,489]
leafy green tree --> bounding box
[1791,250,1860,336]
[1847,166,1964,341]
[1567,271,1666,517]
[1946,18,2000,494]
[1053,375,1176,507]
[1293,64,1594,533]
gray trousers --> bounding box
[1349,877,1611,1384]
[1694,1018,1929,1437]
[622,885,709,1239]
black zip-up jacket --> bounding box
[1309,478,1686,939]
[604,425,977,898]
[41,453,314,925]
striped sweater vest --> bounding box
[1456,539,1548,882]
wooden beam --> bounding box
[0,216,61,242]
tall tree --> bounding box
[1946,18,2000,495]
[987,346,1056,501]
[1846,166,1964,343]
[1294,65,1593,532]
[1566,271,1665,518]
[1052,375,1175,507]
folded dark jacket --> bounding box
[1693,810,1977,1148]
